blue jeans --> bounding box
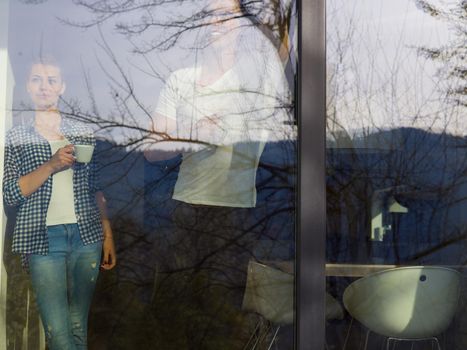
[29,224,102,350]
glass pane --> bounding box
[326,0,466,348]
[0,0,298,349]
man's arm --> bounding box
[96,191,116,270]
[144,113,209,162]
[144,114,184,161]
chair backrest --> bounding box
[242,261,294,324]
[343,266,461,339]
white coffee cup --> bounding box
[74,144,94,163]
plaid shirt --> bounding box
[3,118,103,266]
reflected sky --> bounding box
[7,0,295,146]
[6,0,463,143]
[327,0,464,137]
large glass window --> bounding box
[1,0,298,349]
[326,0,466,349]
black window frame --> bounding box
[298,0,326,349]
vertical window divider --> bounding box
[298,0,326,349]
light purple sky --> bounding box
[6,0,464,143]
[8,0,198,141]
[327,0,464,137]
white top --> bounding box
[154,28,292,208]
[46,139,77,226]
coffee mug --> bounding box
[74,144,94,163]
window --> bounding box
[1,0,298,349]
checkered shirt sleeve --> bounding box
[3,132,27,206]
[2,120,104,268]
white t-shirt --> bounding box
[46,139,78,225]
[154,28,292,208]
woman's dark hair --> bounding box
[29,54,64,80]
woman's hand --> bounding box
[47,144,75,174]
[18,144,75,197]
[101,226,117,270]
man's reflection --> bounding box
[147,0,291,207]
[145,0,292,347]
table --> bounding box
[325,264,398,277]
[265,261,466,277]
[325,263,467,277]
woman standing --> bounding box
[3,56,116,350]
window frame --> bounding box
[298,0,327,349]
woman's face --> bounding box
[27,64,65,110]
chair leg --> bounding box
[342,317,354,350]
[246,319,272,350]
[243,321,261,350]
[383,336,441,350]
[380,337,386,350]
[386,338,397,350]
[363,329,371,350]
[266,326,281,350]
[255,321,272,350]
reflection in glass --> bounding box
[149,1,292,207]
[144,1,295,348]
[2,0,297,349]
[326,1,466,349]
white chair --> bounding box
[242,261,294,350]
[242,261,344,350]
[342,266,461,350]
